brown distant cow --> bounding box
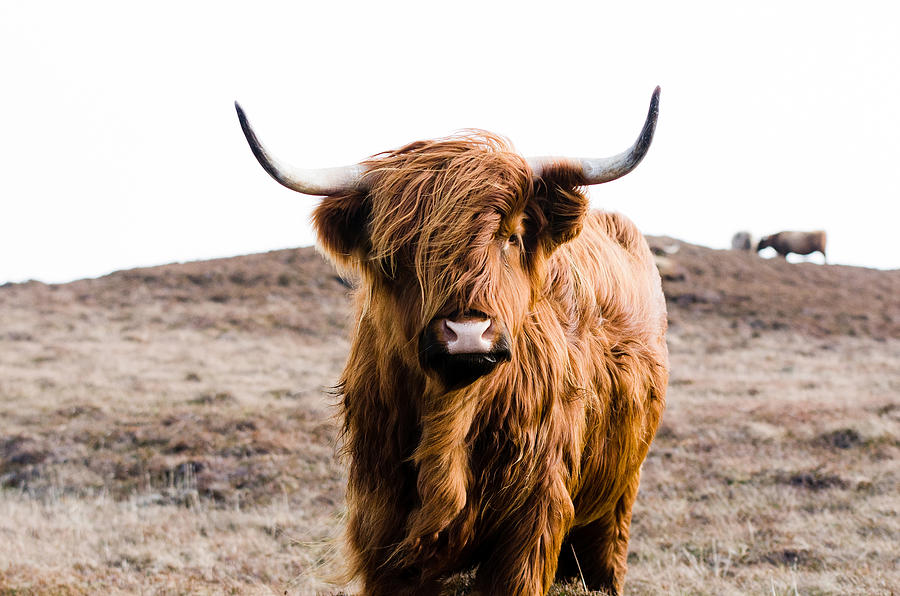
[757,230,827,261]
[236,88,667,596]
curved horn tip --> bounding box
[640,86,661,142]
[579,85,661,184]
[233,101,284,186]
[234,101,256,150]
[526,86,661,185]
[233,102,368,196]
[649,86,661,116]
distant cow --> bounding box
[757,231,827,261]
[731,231,753,251]
[236,88,667,596]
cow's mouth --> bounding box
[419,331,512,390]
[423,348,511,390]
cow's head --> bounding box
[236,88,659,390]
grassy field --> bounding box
[1,242,898,594]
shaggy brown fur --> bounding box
[312,132,668,595]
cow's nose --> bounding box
[443,319,493,354]
[419,315,512,390]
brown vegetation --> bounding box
[1,240,898,594]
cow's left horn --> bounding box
[527,86,660,185]
[235,102,368,196]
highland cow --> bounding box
[731,230,753,251]
[236,88,668,596]
[757,230,827,261]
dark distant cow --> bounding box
[731,231,753,251]
[757,230,827,261]
[236,88,667,596]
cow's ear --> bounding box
[532,168,590,251]
[311,191,371,270]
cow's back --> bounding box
[552,210,667,351]
[548,210,668,523]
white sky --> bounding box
[2,1,898,284]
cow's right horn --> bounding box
[527,86,660,185]
[235,102,368,196]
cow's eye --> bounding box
[504,233,521,250]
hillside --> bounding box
[648,237,900,339]
[1,239,898,595]
[6,237,897,342]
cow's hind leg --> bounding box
[558,514,625,595]
[557,480,641,596]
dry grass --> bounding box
[1,244,898,594]
[629,329,899,595]
[0,491,342,594]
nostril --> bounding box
[442,320,458,342]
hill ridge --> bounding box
[3,238,898,339]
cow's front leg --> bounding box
[345,465,443,595]
[348,498,445,596]
[473,480,574,596]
